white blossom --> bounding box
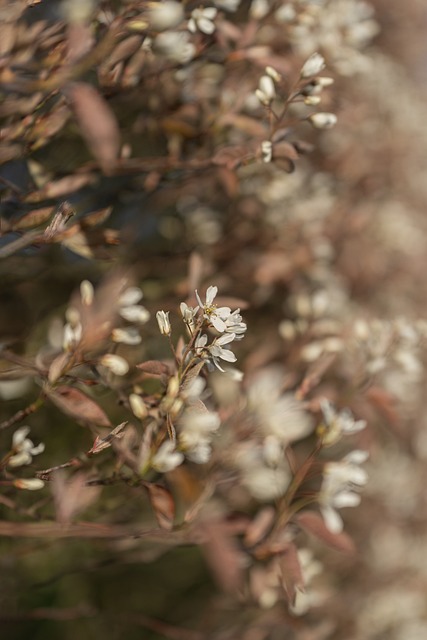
[118,286,150,324]
[111,327,142,345]
[156,310,171,336]
[80,280,94,306]
[188,7,217,35]
[178,407,221,463]
[151,441,184,472]
[99,354,129,376]
[154,31,196,64]
[319,450,369,533]
[319,399,367,446]
[8,427,45,468]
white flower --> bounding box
[308,112,337,129]
[180,301,198,331]
[154,31,196,64]
[301,52,326,78]
[255,75,276,106]
[235,442,291,501]
[318,400,367,446]
[99,354,129,376]
[118,287,150,324]
[178,408,221,463]
[248,368,313,444]
[156,310,171,336]
[151,441,184,472]
[195,286,231,332]
[63,321,82,351]
[8,427,45,468]
[319,450,369,533]
[111,327,142,345]
[188,7,217,34]
[209,333,238,371]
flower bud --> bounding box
[156,310,171,336]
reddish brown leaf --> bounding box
[12,207,55,231]
[278,542,304,604]
[136,361,171,377]
[295,511,356,554]
[199,519,243,593]
[244,507,275,548]
[47,386,112,427]
[65,82,121,173]
[145,483,175,531]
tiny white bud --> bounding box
[304,95,321,106]
[258,75,275,101]
[80,280,94,306]
[156,310,171,336]
[14,478,45,491]
[308,112,337,129]
[261,140,273,163]
[129,393,148,419]
[301,52,325,78]
[100,354,129,376]
[265,66,281,82]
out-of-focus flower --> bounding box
[247,368,314,444]
[111,327,142,345]
[178,407,221,463]
[63,307,82,351]
[154,31,196,63]
[118,287,150,324]
[301,52,326,78]
[148,1,184,31]
[151,441,184,472]
[8,427,45,468]
[99,354,129,376]
[235,441,291,501]
[319,450,369,533]
[156,310,171,336]
[188,7,217,34]
[318,399,367,446]
[308,112,337,129]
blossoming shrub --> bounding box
[1,0,426,638]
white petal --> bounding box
[333,491,361,508]
[217,348,237,362]
[211,315,227,332]
[320,505,343,533]
[198,17,215,34]
[119,305,150,324]
[13,426,30,447]
[119,287,143,306]
[100,354,129,376]
[205,285,218,305]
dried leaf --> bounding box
[295,511,355,554]
[12,207,55,231]
[65,82,121,173]
[47,386,112,427]
[244,507,275,547]
[136,360,171,377]
[145,482,175,531]
[199,519,243,593]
